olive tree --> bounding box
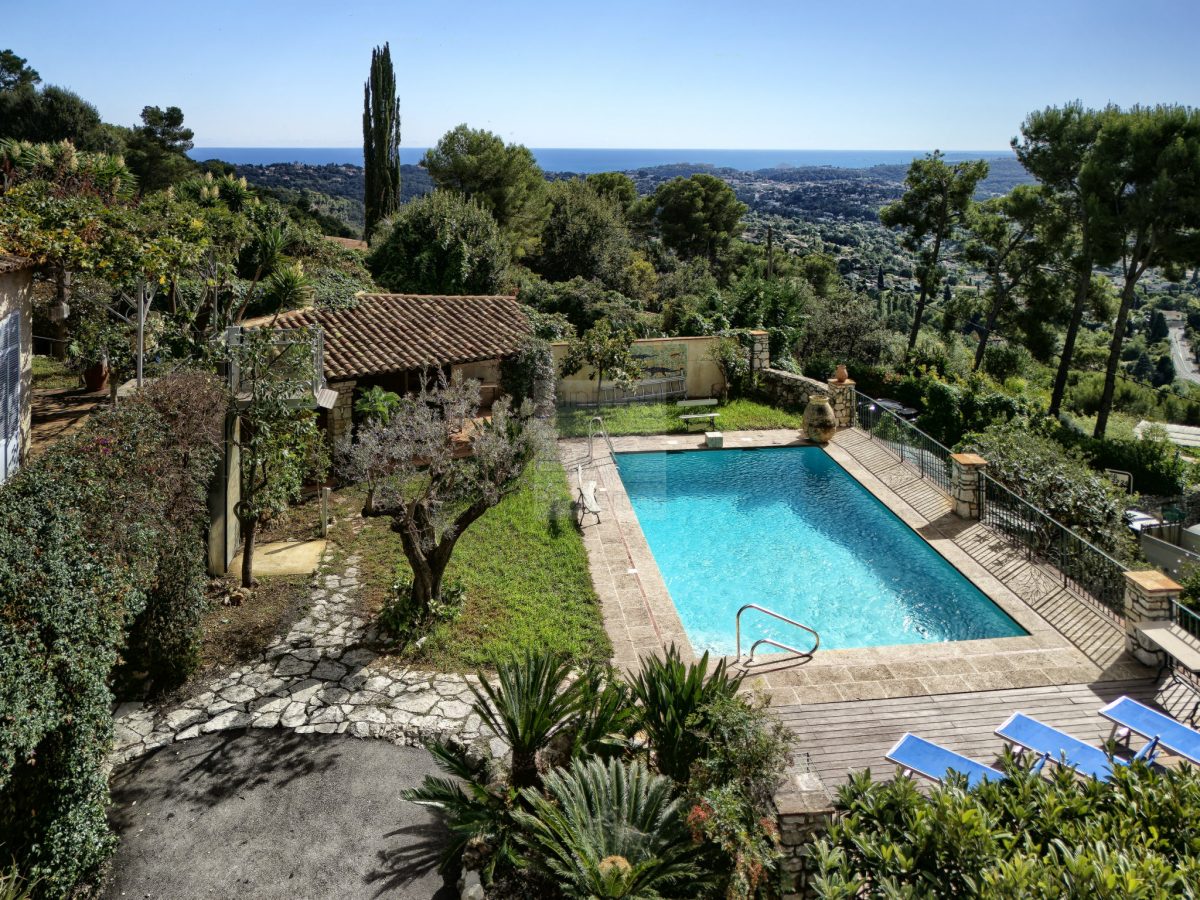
[340,375,551,615]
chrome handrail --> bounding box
[735,603,820,663]
[586,415,616,463]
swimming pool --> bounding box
[614,446,1025,654]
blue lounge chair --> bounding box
[1099,696,1200,765]
[886,733,1004,788]
[996,712,1159,780]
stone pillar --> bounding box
[826,377,855,428]
[950,453,987,519]
[775,771,835,897]
[1123,570,1182,666]
[749,330,770,374]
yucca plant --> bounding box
[470,650,588,789]
[401,742,520,879]
[513,758,713,899]
[629,645,743,783]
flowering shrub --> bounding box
[0,370,223,895]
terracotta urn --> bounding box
[803,396,837,444]
[83,362,109,393]
[834,363,849,383]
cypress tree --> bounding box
[363,43,401,241]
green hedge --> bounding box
[0,371,223,896]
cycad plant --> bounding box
[629,645,743,783]
[513,758,713,899]
[402,742,519,879]
[470,649,587,790]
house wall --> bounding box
[550,335,750,405]
[0,266,33,480]
[451,359,502,407]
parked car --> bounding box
[875,398,919,421]
[1124,510,1160,533]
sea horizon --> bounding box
[189,146,1015,173]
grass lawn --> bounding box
[555,398,803,437]
[332,462,610,672]
[31,354,78,391]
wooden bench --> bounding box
[1139,621,1200,723]
[575,465,601,525]
[678,398,719,432]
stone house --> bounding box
[0,255,34,484]
[251,293,531,446]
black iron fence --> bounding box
[853,391,953,497]
[979,473,1128,621]
[1172,599,1200,641]
[852,389,1129,622]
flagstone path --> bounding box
[112,548,500,766]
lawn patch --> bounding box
[555,398,801,437]
[336,463,609,671]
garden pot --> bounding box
[83,362,109,393]
[803,396,837,444]
[834,364,849,383]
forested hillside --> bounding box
[233,162,433,232]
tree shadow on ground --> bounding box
[110,727,342,825]
[366,820,456,899]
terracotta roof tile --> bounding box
[253,294,530,380]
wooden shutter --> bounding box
[0,310,20,483]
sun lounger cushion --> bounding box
[886,733,1003,789]
[996,712,1157,780]
[1099,696,1200,765]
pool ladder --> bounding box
[586,416,616,463]
[735,603,820,664]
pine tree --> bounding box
[362,43,401,241]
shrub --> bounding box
[958,420,1132,558]
[1048,419,1190,497]
[628,646,742,784]
[407,648,789,897]
[811,759,1200,897]
[499,334,556,414]
[981,342,1032,382]
[367,189,511,295]
[0,371,222,895]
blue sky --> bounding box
[6,0,1200,149]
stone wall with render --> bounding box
[776,767,836,897]
[327,378,357,446]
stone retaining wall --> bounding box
[776,767,836,897]
[756,369,831,411]
[757,369,856,428]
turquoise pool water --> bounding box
[614,447,1025,653]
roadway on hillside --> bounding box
[1168,322,1200,386]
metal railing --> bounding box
[559,375,687,408]
[735,603,820,664]
[1172,599,1200,641]
[586,416,616,464]
[853,391,953,497]
[979,473,1128,620]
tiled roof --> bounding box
[0,254,34,274]
[251,294,530,380]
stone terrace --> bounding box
[561,427,1151,704]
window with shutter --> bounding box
[1,310,20,483]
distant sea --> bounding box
[189,147,1013,173]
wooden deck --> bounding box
[779,677,1199,787]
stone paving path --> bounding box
[112,552,497,766]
